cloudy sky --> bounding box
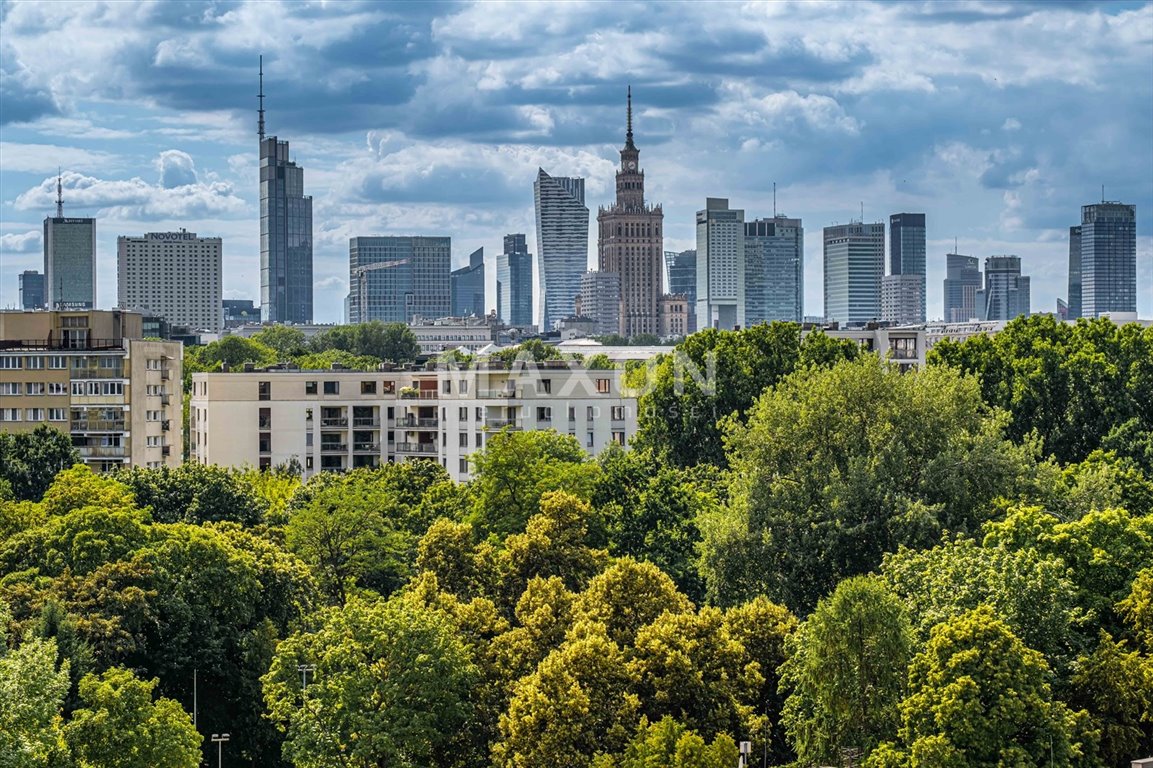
[1,0,1151,322]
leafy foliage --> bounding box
[0,425,80,502]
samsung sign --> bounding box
[147,231,198,241]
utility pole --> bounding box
[211,733,229,768]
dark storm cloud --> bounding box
[0,45,59,125]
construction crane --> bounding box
[352,259,410,323]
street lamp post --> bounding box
[297,663,316,693]
[211,733,230,768]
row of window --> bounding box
[0,408,67,422]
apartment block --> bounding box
[190,361,636,482]
[0,310,182,471]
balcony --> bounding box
[70,420,126,432]
[77,445,127,458]
[399,390,438,400]
[160,394,171,406]
[352,417,380,428]
[485,418,522,430]
[353,442,380,453]
[396,416,439,429]
[478,389,517,399]
[320,443,349,454]
[160,369,171,380]
[161,446,171,457]
[69,368,125,379]
[320,417,348,428]
[161,420,171,432]
[0,338,124,351]
[395,442,438,455]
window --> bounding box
[306,433,314,447]
[540,379,552,394]
[323,381,339,395]
[460,380,469,394]
[259,407,271,429]
[587,406,596,420]
[361,381,377,395]
[382,381,395,394]
[48,356,66,369]
[306,456,314,469]
[459,457,469,473]
[611,405,625,421]
[0,383,19,395]
[596,378,611,394]
[459,407,468,421]
[101,382,123,396]
[587,431,595,448]
[459,433,468,447]
[259,433,271,453]
[568,406,576,421]
[305,381,318,395]
[25,408,45,422]
[25,383,45,395]
[258,381,271,400]
[0,357,22,369]
[72,381,85,396]
[476,407,483,420]
[442,379,452,394]
[0,409,20,422]
[537,406,551,422]
[48,382,67,395]
[48,408,66,421]
[612,431,626,446]
[25,356,44,370]
[475,432,482,448]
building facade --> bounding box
[0,310,182,471]
[260,136,313,324]
[1067,226,1082,320]
[19,270,44,310]
[117,230,223,333]
[943,253,981,322]
[575,271,622,336]
[658,294,689,338]
[744,216,804,324]
[1079,202,1137,318]
[190,361,636,483]
[348,236,451,324]
[886,213,926,324]
[696,198,746,331]
[497,234,534,327]
[664,249,697,332]
[976,255,1030,321]
[44,217,96,310]
[596,89,665,337]
[450,247,486,318]
[534,170,589,332]
[823,221,884,327]
[223,299,258,329]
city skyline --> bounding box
[1,1,1151,321]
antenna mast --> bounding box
[55,168,64,217]
[773,182,777,217]
[258,55,266,142]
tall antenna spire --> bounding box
[773,182,777,218]
[55,167,63,218]
[625,85,635,150]
[258,54,266,142]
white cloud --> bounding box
[0,230,42,253]
[0,142,118,173]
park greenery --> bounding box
[1,314,1152,767]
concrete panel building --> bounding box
[696,198,746,330]
[823,221,884,327]
[117,230,223,333]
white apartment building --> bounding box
[118,230,223,333]
[0,310,182,471]
[190,360,636,482]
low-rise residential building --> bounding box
[0,310,182,470]
[189,360,636,482]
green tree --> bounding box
[489,338,565,363]
[65,667,200,768]
[0,425,80,502]
[1068,632,1153,766]
[780,576,912,766]
[706,355,1034,611]
[469,430,601,537]
[118,464,266,525]
[189,335,275,370]
[250,325,308,358]
[866,606,1083,768]
[0,603,69,768]
[263,597,477,768]
[310,321,420,363]
[595,716,739,768]
[573,557,692,647]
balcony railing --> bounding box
[320,443,348,454]
[69,368,125,379]
[396,416,439,428]
[478,389,517,398]
[399,390,439,400]
[77,445,127,458]
[485,418,521,429]
[353,442,380,453]
[395,442,438,454]
[0,338,125,351]
[70,420,126,432]
[160,369,171,380]
[352,417,380,427]
[320,417,348,428]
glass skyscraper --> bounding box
[19,270,44,310]
[260,136,313,324]
[943,253,982,322]
[534,169,589,331]
[348,236,451,324]
[745,217,804,324]
[885,213,926,324]
[664,249,697,332]
[498,234,533,327]
[1079,202,1136,318]
[450,247,485,318]
[44,216,96,309]
[1067,225,1082,320]
[823,221,884,327]
[976,255,1030,321]
[696,198,745,331]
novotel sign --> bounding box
[147,231,198,241]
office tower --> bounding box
[664,249,697,333]
[450,247,485,318]
[576,271,622,336]
[1057,298,1070,321]
[1080,202,1137,317]
[498,234,533,326]
[696,198,746,330]
[258,59,313,323]
[1067,225,1082,320]
[117,230,223,333]
[976,255,1030,321]
[535,169,589,331]
[222,299,258,328]
[745,216,804,324]
[823,221,884,326]
[18,271,44,310]
[597,88,664,337]
[43,172,95,310]
[884,213,927,324]
[943,253,982,322]
[348,236,451,324]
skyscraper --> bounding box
[576,270,622,336]
[43,172,95,310]
[534,169,589,332]
[497,234,533,327]
[348,237,451,324]
[1067,225,1082,320]
[259,58,313,324]
[664,249,697,333]
[450,247,485,318]
[696,198,745,330]
[597,88,664,337]
[18,270,44,310]
[943,253,981,322]
[976,255,1030,321]
[117,230,223,333]
[1080,202,1137,318]
[884,213,926,324]
[823,221,884,327]
[745,216,804,324]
